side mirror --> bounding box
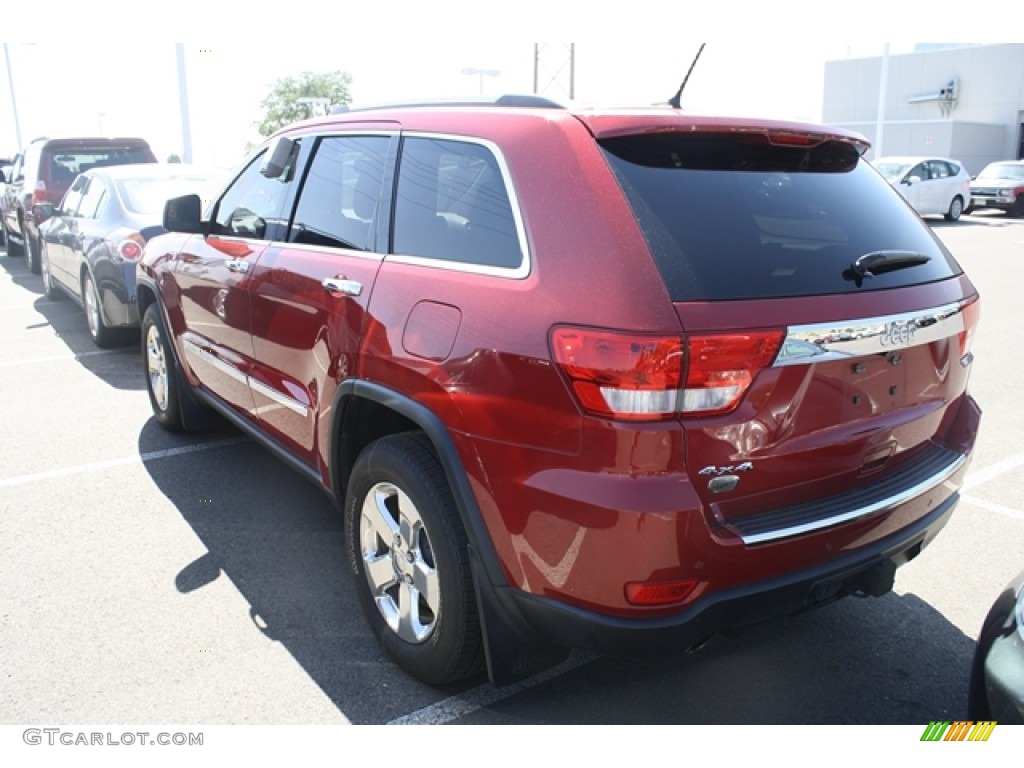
[259,136,296,180]
[904,175,924,185]
[163,194,204,234]
[33,202,55,220]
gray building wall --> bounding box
[823,44,1024,174]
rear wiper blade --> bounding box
[844,250,931,286]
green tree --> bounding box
[256,70,353,137]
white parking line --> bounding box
[386,451,1024,726]
[963,450,1024,491]
[961,495,1024,521]
[0,437,249,489]
[387,651,596,725]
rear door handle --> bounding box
[322,277,362,297]
[226,259,250,274]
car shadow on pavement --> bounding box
[140,409,978,724]
[138,418,485,724]
[1,249,144,390]
[447,590,978,724]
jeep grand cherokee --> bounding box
[137,96,981,685]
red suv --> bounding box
[137,96,981,686]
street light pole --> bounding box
[3,43,24,152]
[461,67,500,96]
[175,44,194,163]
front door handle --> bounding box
[322,277,362,297]
[226,259,250,274]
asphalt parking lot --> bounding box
[1,212,1022,726]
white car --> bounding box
[873,156,972,222]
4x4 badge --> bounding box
[699,462,754,477]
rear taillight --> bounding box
[31,180,48,205]
[683,332,784,414]
[550,327,783,420]
[958,296,980,362]
[118,240,143,261]
[550,329,683,421]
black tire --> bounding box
[344,434,483,685]
[40,242,62,300]
[3,220,23,258]
[1012,197,1024,219]
[944,196,964,222]
[25,233,41,273]
[141,303,220,432]
[82,271,117,348]
[142,303,187,431]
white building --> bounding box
[823,44,1024,174]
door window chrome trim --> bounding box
[739,451,967,545]
[249,377,309,418]
[774,301,966,366]
[184,339,247,385]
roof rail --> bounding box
[329,94,565,115]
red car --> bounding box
[138,96,981,686]
[2,136,156,272]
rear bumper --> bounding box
[498,491,959,656]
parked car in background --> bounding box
[39,163,228,347]
[2,136,157,272]
[0,156,14,248]
[967,160,1024,217]
[138,97,981,687]
[872,156,972,221]
[969,568,1024,724]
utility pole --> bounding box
[533,44,575,100]
[176,44,193,163]
[3,43,24,152]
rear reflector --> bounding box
[551,327,783,420]
[625,578,699,606]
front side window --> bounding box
[290,135,389,251]
[213,144,298,240]
[392,137,523,269]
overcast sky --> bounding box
[1,0,998,168]
[2,41,910,167]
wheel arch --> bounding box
[328,380,502,582]
[328,379,565,683]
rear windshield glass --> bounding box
[116,174,228,214]
[601,134,962,301]
[48,148,154,184]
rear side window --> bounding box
[59,175,89,216]
[77,177,107,219]
[392,137,523,269]
[290,135,389,252]
[601,134,962,301]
